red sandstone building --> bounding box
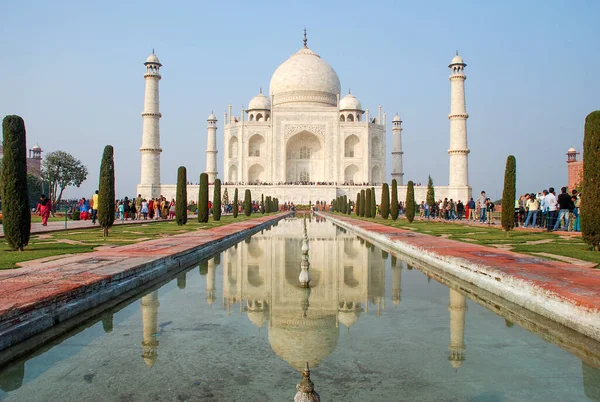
[0,143,43,178]
[567,147,584,190]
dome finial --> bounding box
[303,27,308,47]
[348,88,351,94]
[259,86,262,94]
[295,362,320,401]
[153,48,155,55]
[456,49,458,55]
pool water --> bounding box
[0,216,599,401]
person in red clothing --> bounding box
[35,194,52,226]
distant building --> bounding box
[566,147,583,190]
[0,143,43,178]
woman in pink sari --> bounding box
[36,194,52,226]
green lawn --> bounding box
[331,213,600,267]
[0,214,276,269]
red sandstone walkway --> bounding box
[325,213,600,314]
[0,213,287,334]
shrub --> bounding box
[213,178,221,221]
[381,183,390,219]
[233,188,239,218]
[198,173,209,222]
[390,179,399,220]
[360,190,366,217]
[406,180,415,223]
[365,188,372,218]
[176,166,187,225]
[355,193,360,217]
[501,155,516,233]
[98,145,115,237]
[426,175,435,210]
[582,111,600,251]
[260,194,265,214]
[243,189,252,216]
[72,209,80,220]
[371,187,376,217]
[1,115,30,250]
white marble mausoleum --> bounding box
[137,33,472,205]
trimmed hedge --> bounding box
[198,173,209,222]
[406,180,415,223]
[243,189,252,216]
[582,111,600,251]
[381,183,390,219]
[501,155,516,232]
[213,178,221,221]
[390,179,399,220]
[98,145,115,237]
[233,188,239,218]
[176,166,187,225]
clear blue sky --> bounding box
[1,0,598,201]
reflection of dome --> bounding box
[339,93,362,111]
[248,91,271,110]
[269,312,339,371]
[0,362,24,392]
[248,310,268,328]
[145,53,161,65]
[338,310,361,328]
[270,45,341,107]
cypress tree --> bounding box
[1,116,30,250]
[243,189,252,216]
[212,178,221,221]
[233,188,239,218]
[355,193,360,217]
[360,190,366,217]
[501,155,516,234]
[176,166,187,225]
[406,180,415,223]
[347,199,352,215]
[198,173,209,222]
[381,183,390,219]
[275,198,279,211]
[371,187,377,218]
[260,194,265,214]
[426,175,435,211]
[98,145,115,237]
[582,111,600,251]
[365,188,372,218]
[390,179,399,220]
[343,195,348,214]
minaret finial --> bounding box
[153,48,155,55]
[348,88,351,94]
[303,28,307,47]
[259,87,262,94]
[456,49,458,55]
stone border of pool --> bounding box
[321,212,600,342]
[0,212,291,354]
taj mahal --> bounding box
[137,32,472,204]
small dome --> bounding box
[31,143,42,150]
[449,52,465,66]
[248,91,271,110]
[567,147,577,153]
[392,114,401,122]
[207,113,217,121]
[145,53,161,65]
[339,93,362,111]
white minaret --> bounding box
[391,114,404,185]
[141,290,160,368]
[138,51,163,199]
[205,113,218,183]
[448,288,467,369]
[448,52,470,190]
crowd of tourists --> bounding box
[114,195,177,222]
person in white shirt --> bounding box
[476,191,487,223]
[544,187,558,231]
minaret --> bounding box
[206,113,218,183]
[138,51,163,199]
[391,115,404,185]
[448,288,467,369]
[391,259,402,307]
[141,290,160,368]
[448,52,470,190]
[206,258,216,305]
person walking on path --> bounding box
[91,190,99,225]
[571,190,581,232]
[477,191,487,223]
[545,187,558,231]
[467,198,476,221]
[35,195,52,226]
[135,194,143,220]
[554,187,574,231]
[523,193,539,228]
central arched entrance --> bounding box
[285,131,323,183]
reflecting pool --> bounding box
[1,215,599,401]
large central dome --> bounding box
[269,45,341,107]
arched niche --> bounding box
[344,134,360,158]
[229,136,238,158]
[371,136,381,158]
[285,130,323,183]
[248,163,265,183]
[248,134,265,157]
[344,164,359,184]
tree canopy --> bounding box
[41,150,88,206]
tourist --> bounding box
[169,199,176,219]
[467,198,476,221]
[118,201,125,222]
[419,202,425,217]
[424,202,430,219]
[477,191,487,223]
[123,197,131,220]
[572,191,581,232]
[544,188,558,231]
[457,200,464,220]
[141,199,149,220]
[130,201,137,221]
[91,190,99,225]
[135,194,143,220]
[554,187,573,231]
[486,198,495,224]
[79,197,89,220]
[523,193,539,228]
[35,194,52,226]
[148,198,154,219]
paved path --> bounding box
[323,212,600,341]
[0,213,288,354]
[0,216,195,238]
